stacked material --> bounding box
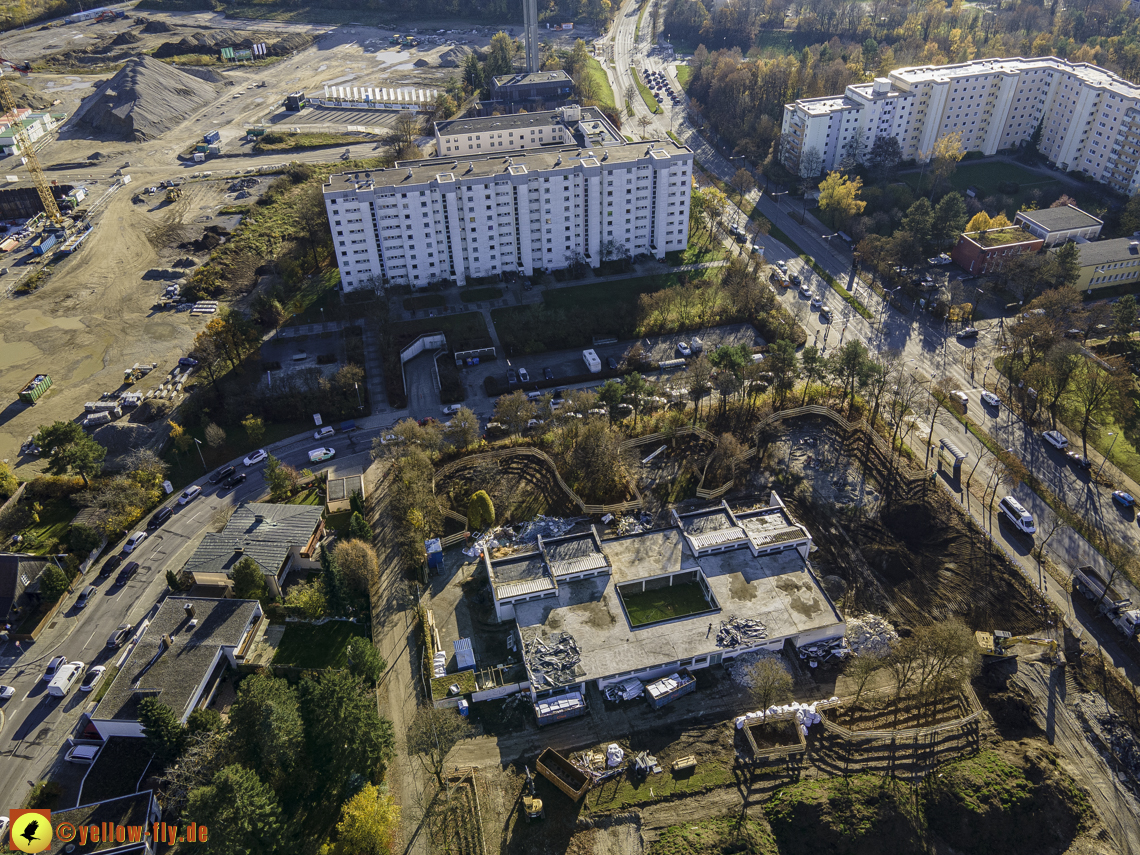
[717,616,768,648]
[727,650,785,687]
[844,614,899,656]
[605,744,623,767]
[735,697,841,735]
[797,636,850,667]
[603,677,644,702]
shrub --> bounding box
[467,490,495,530]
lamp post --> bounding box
[771,190,787,230]
[193,437,207,474]
[1096,432,1118,479]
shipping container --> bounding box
[32,232,57,255]
[208,145,221,155]
[536,747,590,799]
[247,127,267,137]
[204,130,221,144]
[18,373,51,404]
[0,236,19,252]
[644,669,696,709]
[193,153,206,163]
[534,691,587,726]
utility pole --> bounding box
[193,438,208,474]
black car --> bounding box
[114,561,140,588]
[789,274,802,286]
[147,506,173,529]
[543,367,554,380]
[222,472,247,490]
[507,368,518,384]
[209,465,235,484]
[98,553,124,578]
[607,356,618,370]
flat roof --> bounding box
[491,70,572,87]
[95,597,260,723]
[605,528,700,586]
[47,792,154,854]
[436,106,608,136]
[515,545,842,688]
[325,139,692,193]
[1017,205,1103,232]
[1077,236,1140,267]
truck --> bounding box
[18,374,51,404]
[536,747,591,800]
[1073,564,1140,639]
[644,668,697,709]
[582,349,601,374]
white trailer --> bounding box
[582,349,601,374]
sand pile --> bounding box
[71,56,217,140]
[140,19,175,33]
[439,45,472,68]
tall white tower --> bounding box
[523,0,540,73]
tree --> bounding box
[69,523,102,556]
[38,564,70,602]
[1072,357,1128,458]
[1054,241,1081,288]
[241,415,265,445]
[493,390,534,437]
[1112,295,1137,341]
[800,345,826,404]
[686,356,714,421]
[187,708,224,735]
[568,418,630,500]
[829,340,873,415]
[0,461,16,500]
[467,490,495,530]
[817,171,865,228]
[767,339,799,405]
[444,406,480,450]
[485,31,517,78]
[868,134,902,180]
[901,198,934,254]
[799,146,823,181]
[931,192,968,247]
[333,539,379,596]
[33,421,106,486]
[1120,192,1140,237]
[432,93,458,121]
[839,133,867,170]
[348,511,373,542]
[463,52,484,94]
[157,731,227,817]
[229,673,305,789]
[346,636,386,686]
[730,167,755,200]
[139,698,187,764]
[262,453,292,502]
[746,657,794,713]
[285,578,328,619]
[232,556,267,601]
[386,113,424,161]
[844,653,885,709]
[596,379,624,421]
[333,783,400,855]
[185,765,285,855]
[196,311,259,372]
[204,422,227,448]
[407,704,473,786]
[928,130,965,197]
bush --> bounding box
[68,524,103,556]
[24,475,84,500]
[39,565,70,603]
[467,490,495,530]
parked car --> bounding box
[507,368,518,384]
[314,426,335,439]
[981,391,1000,408]
[222,473,247,490]
[65,745,100,765]
[114,562,140,587]
[80,665,107,693]
[107,624,133,648]
[122,531,147,553]
[819,305,833,320]
[789,274,803,286]
[928,254,952,265]
[518,368,530,382]
[677,342,692,357]
[798,282,812,298]
[76,585,97,610]
[775,260,787,273]
[147,506,173,529]
[1066,451,1092,469]
[243,449,267,466]
[1113,491,1135,507]
[178,485,201,505]
[956,327,979,339]
[209,465,235,484]
[810,296,822,310]
[544,367,554,380]
[178,357,199,367]
[308,447,335,463]
[1042,430,1069,450]
[949,390,969,409]
[442,404,462,415]
[43,655,67,681]
[99,553,124,578]
[606,357,618,370]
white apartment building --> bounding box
[781,57,1140,195]
[323,140,693,290]
[434,105,624,157]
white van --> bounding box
[999,496,1036,534]
[47,661,84,698]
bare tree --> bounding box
[844,653,885,710]
[407,705,473,787]
[746,657,794,713]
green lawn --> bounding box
[254,131,375,152]
[163,419,314,492]
[324,509,352,536]
[665,232,726,266]
[403,293,446,311]
[460,287,503,302]
[584,56,616,111]
[287,488,323,506]
[619,581,712,626]
[285,268,345,325]
[14,498,77,554]
[272,620,369,669]
[431,669,477,701]
[632,68,660,114]
[675,64,692,89]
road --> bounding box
[0,418,405,810]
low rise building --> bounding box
[46,791,161,855]
[434,105,622,157]
[489,70,574,111]
[950,226,1044,274]
[1013,205,1103,246]
[0,110,64,156]
[91,597,262,740]
[181,501,324,597]
[0,552,50,627]
[481,496,843,711]
[1073,237,1140,291]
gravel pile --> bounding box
[727,650,787,688]
[140,19,175,33]
[439,45,472,67]
[72,56,217,141]
[110,31,141,46]
[844,614,899,656]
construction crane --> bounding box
[0,55,63,225]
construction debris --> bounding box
[1073,691,1140,793]
[844,614,899,656]
[797,636,851,667]
[605,744,623,767]
[716,616,768,648]
[514,514,584,544]
[522,631,582,689]
[735,698,840,734]
[727,650,785,688]
[610,513,651,536]
[603,677,644,703]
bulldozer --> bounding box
[166,187,183,202]
[521,766,544,822]
[975,630,1059,661]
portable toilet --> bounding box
[425,537,443,570]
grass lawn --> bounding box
[632,68,660,114]
[584,56,616,111]
[389,311,492,352]
[619,581,712,626]
[254,131,375,152]
[460,287,503,302]
[286,488,323,506]
[163,419,313,492]
[666,130,682,146]
[14,498,78,554]
[431,669,477,701]
[588,751,736,811]
[675,64,692,89]
[284,268,344,325]
[403,293,446,311]
[272,620,369,669]
[665,233,726,266]
[324,509,352,536]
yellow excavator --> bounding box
[975,629,1058,660]
[520,765,544,822]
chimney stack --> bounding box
[184,602,195,620]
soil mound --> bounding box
[439,45,472,68]
[110,31,141,46]
[70,56,217,141]
[140,19,174,33]
[180,67,228,85]
[269,33,314,55]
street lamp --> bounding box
[771,190,787,230]
[1095,432,1118,479]
[192,437,207,474]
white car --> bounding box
[314,426,335,440]
[178,485,202,505]
[819,305,832,319]
[442,404,462,415]
[243,449,267,466]
[65,745,100,765]
[308,447,335,463]
[775,260,788,273]
[43,655,67,681]
[80,665,107,693]
[810,296,822,310]
[928,254,952,265]
[799,282,812,298]
[677,342,692,357]
[981,391,1000,408]
[123,531,147,553]
[950,390,969,408]
[0,685,14,700]
[1042,430,1069,450]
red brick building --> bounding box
[950,227,1044,275]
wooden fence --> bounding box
[819,685,983,742]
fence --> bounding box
[819,685,983,742]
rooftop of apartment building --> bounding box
[888,56,1140,100]
[962,226,1040,248]
[436,105,608,136]
[1016,204,1103,232]
[324,138,693,192]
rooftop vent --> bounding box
[602,151,609,161]
[406,168,414,179]
[184,602,195,620]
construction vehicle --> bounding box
[0,55,63,227]
[166,187,183,202]
[975,630,1059,660]
[1072,564,1140,640]
[520,766,544,821]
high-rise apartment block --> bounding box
[324,111,693,290]
[781,57,1140,195]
